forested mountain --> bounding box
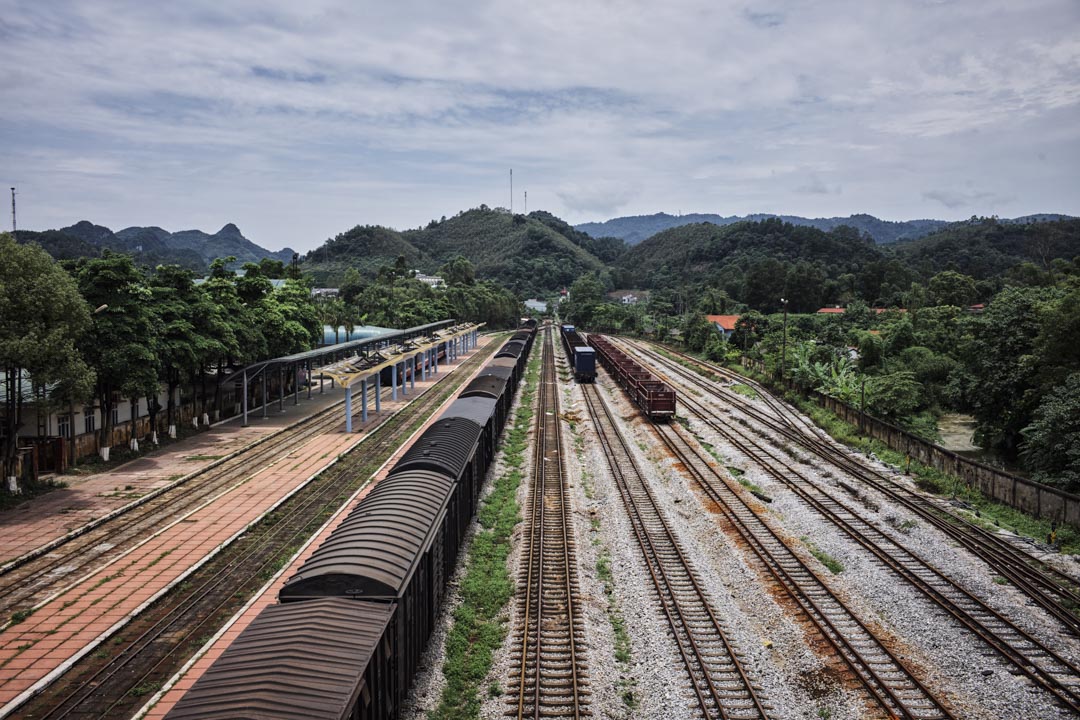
[608,216,1080,313]
[889,217,1080,280]
[577,211,1074,246]
[305,224,426,285]
[613,219,882,313]
[305,207,610,297]
[16,221,294,271]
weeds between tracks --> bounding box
[430,343,541,720]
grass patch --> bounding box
[801,537,844,574]
[596,549,638,709]
[183,454,222,462]
[731,383,760,400]
[9,609,32,625]
[128,680,162,697]
[429,340,541,720]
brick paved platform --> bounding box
[143,338,511,718]
[0,338,494,716]
[0,379,355,566]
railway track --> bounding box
[655,421,955,719]
[580,378,771,720]
[629,345,1080,715]
[629,340,1080,636]
[0,375,428,620]
[10,341,500,720]
[511,327,589,718]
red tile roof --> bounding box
[816,307,846,314]
[705,314,740,331]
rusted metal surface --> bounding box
[280,471,455,601]
[165,598,395,720]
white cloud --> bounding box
[0,0,1077,250]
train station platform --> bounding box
[0,336,495,716]
[0,380,353,567]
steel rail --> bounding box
[514,327,588,718]
[655,420,956,719]
[581,377,770,720]
[637,348,1080,715]
[629,340,1080,636]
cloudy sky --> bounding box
[2,0,1078,252]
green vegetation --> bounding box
[429,342,540,720]
[306,207,608,298]
[801,537,844,574]
[786,394,1080,553]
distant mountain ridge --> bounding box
[17,220,295,270]
[576,212,1075,246]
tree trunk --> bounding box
[130,396,139,451]
[214,357,223,422]
[98,389,112,461]
[146,392,160,445]
[3,368,19,487]
[167,371,178,439]
[200,368,209,426]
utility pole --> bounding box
[780,297,789,382]
[10,187,16,235]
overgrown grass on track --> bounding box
[429,343,542,720]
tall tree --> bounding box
[1,234,94,484]
[75,252,160,460]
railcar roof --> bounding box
[165,598,394,720]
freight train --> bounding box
[559,324,596,382]
[588,333,676,421]
[166,326,536,720]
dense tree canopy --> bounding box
[1,234,94,479]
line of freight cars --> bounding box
[560,324,596,382]
[166,327,538,720]
[587,334,677,421]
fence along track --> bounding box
[655,421,956,720]
[637,348,1080,715]
[629,339,1080,636]
[580,378,771,720]
[512,327,590,718]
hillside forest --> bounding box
[12,207,1080,491]
[295,208,1080,490]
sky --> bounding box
[1,0,1078,253]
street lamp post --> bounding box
[780,297,789,382]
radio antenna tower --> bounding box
[510,169,513,213]
[524,190,527,214]
[10,187,16,235]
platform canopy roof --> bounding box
[232,319,457,381]
[319,322,482,388]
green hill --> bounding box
[614,218,882,312]
[304,224,426,286]
[305,207,609,296]
[888,217,1080,279]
